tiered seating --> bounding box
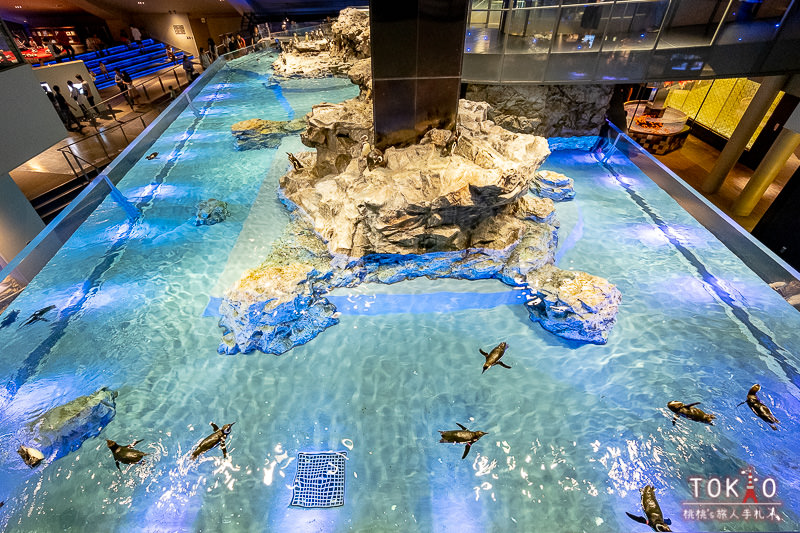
[40,39,193,90]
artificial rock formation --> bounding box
[465,84,614,138]
[272,7,369,78]
[194,199,230,226]
[219,95,621,354]
[219,8,620,355]
[16,387,117,467]
[532,170,576,202]
[231,118,307,150]
[282,99,550,257]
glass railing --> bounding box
[463,0,800,83]
[0,19,24,72]
[0,49,232,308]
[594,120,800,286]
[0,175,137,290]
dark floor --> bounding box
[10,66,192,201]
[655,134,799,232]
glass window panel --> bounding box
[469,9,491,26]
[504,7,558,53]
[544,51,599,80]
[488,9,506,28]
[0,21,23,69]
[596,50,649,80]
[664,80,714,121]
[602,1,666,51]
[552,5,610,53]
[658,0,721,48]
[501,53,547,80]
[461,52,503,81]
[465,24,505,53]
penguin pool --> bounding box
[1,49,800,532]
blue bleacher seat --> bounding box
[40,39,193,90]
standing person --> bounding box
[166,46,176,63]
[251,25,260,47]
[52,85,83,132]
[120,29,131,48]
[66,80,90,118]
[99,61,109,80]
[227,34,239,56]
[85,34,100,57]
[236,33,246,52]
[199,47,211,70]
[75,74,95,109]
[130,26,144,53]
[207,37,217,59]
[47,39,64,63]
[115,69,134,108]
[56,30,75,60]
[182,53,197,81]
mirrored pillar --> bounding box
[370,0,470,149]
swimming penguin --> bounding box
[667,401,715,425]
[626,485,672,532]
[106,439,148,471]
[22,305,55,326]
[17,445,45,468]
[0,309,19,329]
[479,342,511,374]
[287,152,304,171]
[439,423,487,459]
[191,422,234,460]
[738,384,779,430]
[145,152,159,160]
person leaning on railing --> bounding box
[199,47,211,70]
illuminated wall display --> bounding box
[664,78,782,149]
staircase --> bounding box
[40,39,193,90]
[30,170,101,224]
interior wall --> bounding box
[134,13,199,57]
[189,18,211,53]
[105,18,132,44]
[0,64,67,175]
[206,15,242,45]
[0,171,45,275]
[33,61,104,113]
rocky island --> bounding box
[218,10,621,356]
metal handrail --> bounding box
[57,112,149,178]
[93,61,190,120]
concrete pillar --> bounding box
[0,172,45,283]
[731,128,800,216]
[702,75,788,194]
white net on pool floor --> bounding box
[290,451,347,508]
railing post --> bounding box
[68,145,85,176]
[97,134,110,160]
[142,84,149,100]
[61,149,79,179]
[173,68,181,88]
[158,75,165,92]
[120,124,129,143]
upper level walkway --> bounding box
[463,0,800,84]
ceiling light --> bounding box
[14,5,23,8]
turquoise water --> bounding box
[1,50,799,532]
